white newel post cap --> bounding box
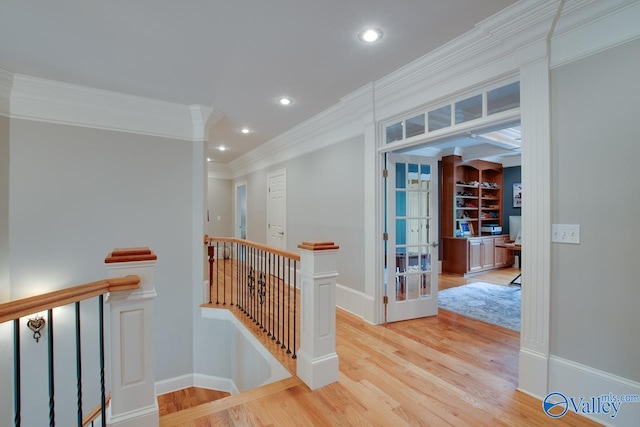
[104,247,159,427]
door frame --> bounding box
[234,180,247,239]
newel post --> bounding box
[104,247,159,427]
[296,241,340,390]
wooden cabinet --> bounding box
[441,155,504,238]
[493,236,509,268]
[442,235,513,275]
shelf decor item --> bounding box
[459,221,473,236]
[513,183,522,207]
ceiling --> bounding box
[404,125,522,164]
[0,0,516,164]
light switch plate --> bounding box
[551,224,580,244]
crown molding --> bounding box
[228,83,373,178]
[0,69,12,117]
[207,162,233,180]
[9,73,215,141]
[550,0,640,68]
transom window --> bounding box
[384,81,520,145]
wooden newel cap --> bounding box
[105,247,157,263]
[297,241,339,251]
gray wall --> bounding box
[238,136,366,293]
[7,119,196,419]
[207,177,233,237]
[0,115,9,302]
[550,39,640,381]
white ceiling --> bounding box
[0,0,515,164]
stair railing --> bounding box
[0,275,139,427]
[205,236,341,391]
[205,235,301,358]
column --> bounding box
[104,247,159,427]
[296,241,340,390]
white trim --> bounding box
[234,180,248,240]
[548,355,640,427]
[9,73,213,141]
[550,0,640,69]
[335,284,375,324]
[228,84,372,178]
[519,55,552,397]
[155,374,195,396]
[154,373,240,396]
[193,373,240,395]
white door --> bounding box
[386,153,439,322]
[267,169,286,250]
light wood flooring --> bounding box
[159,266,598,426]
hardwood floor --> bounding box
[160,265,598,426]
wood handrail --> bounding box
[82,393,111,427]
[0,275,140,324]
[205,235,301,262]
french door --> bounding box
[385,153,439,322]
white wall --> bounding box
[0,115,9,303]
[7,119,196,415]
[207,177,233,237]
[237,135,365,293]
[550,39,640,381]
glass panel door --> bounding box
[386,153,439,322]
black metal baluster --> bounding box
[229,242,232,305]
[215,242,220,305]
[75,302,83,426]
[207,243,214,304]
[13,318,21,427]
[267,252,272,338]
[292,260,297,359]
[286,258,292,354]
[223,243,227,305]
[99,296,106,427]
[240,244,245,313]
[47,308,54,426]
[280,256,286,350]
[276,255,281,345]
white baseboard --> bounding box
[518,348,549,400]
[335,283,375,323]
[547,356,640,427]
[155,373,239,396]
[193,373,239,395]
[155,374,193,396]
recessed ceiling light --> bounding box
[207,157,212,162]
[239,127,252,134]
[218,146,227,151]
[278,97,292,106]
[358,27,383,43]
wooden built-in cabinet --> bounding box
[440,155,512,275]
[442,235,513,275]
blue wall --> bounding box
[502,165,521,236]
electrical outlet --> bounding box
[551,224,580,244]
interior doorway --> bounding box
[235,181,247,239]
[394,121,522,332]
